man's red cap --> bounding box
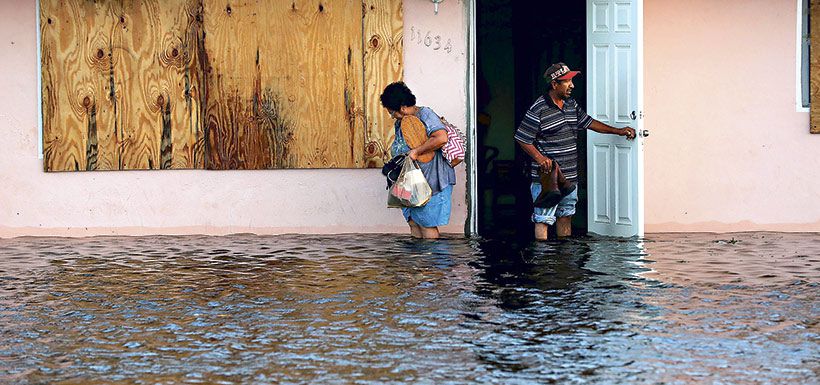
[544,62,580,81]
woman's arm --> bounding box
[408,129,448,161]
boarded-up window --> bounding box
[40,0,403,171]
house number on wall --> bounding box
[409,26,453,54]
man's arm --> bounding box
[517,140,552,172]
[588,120,636,140]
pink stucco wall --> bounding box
[4,0,818,237]
[644,0,820,232]
[0,0,468,237]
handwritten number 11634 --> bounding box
[410,26,453,53]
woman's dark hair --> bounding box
[380,81,416,111]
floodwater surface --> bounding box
[0,233,817,384]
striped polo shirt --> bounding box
[514,95,593,183]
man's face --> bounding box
[552,79,574,99]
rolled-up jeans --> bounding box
[530,182,578,225]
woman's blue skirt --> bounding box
[402,184,453,228]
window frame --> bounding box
[797,0,810,112]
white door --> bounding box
[586,0,644,237]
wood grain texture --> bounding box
[203,0,366,169]
[41,0,401,170]
[41,1,113,171]
[363,0,403,167]
[41,0,203,171]
[110,0,203,170]
[812,0,820,133]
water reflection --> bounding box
[463,238,658,380]
[0,233,816,384]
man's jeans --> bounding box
[530,182,578,225]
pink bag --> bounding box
[439,117,466,167]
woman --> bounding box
[380,82,456,239]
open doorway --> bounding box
[476,0,588,239]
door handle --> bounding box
[630,111,637,120]
[638,129,649,138]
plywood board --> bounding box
[41,0,204,171]
[363,0,404,167]
[203,0,366,169]
[41,1,114,171]
[41,0,402,170]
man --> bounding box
[514,62,636,240]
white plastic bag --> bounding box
[388,157,432,208]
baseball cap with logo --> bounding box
[544,62,580,82]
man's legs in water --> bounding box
[556,216,572,238]
[531,182,556,241]
[534,223,548,240]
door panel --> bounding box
[615,145,633,225]
[615,45,632,124]
[587,0,644,237]
[592,143,611,224]
[591,44,611,122]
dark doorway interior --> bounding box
[476,0,587,240]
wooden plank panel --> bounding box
[203,0,366,169]
[112,0,161,170]
[812,0,820,133]
[160,1,207,169]
[363,0,404,167]
[41,1,117,171]
[42,0,399,170]
[113,0,203,169]
[41,0,204,171]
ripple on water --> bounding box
[0,232,817,384]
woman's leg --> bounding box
[408,219,423,238]
[405,185,450,240]
[419,226,440,239]
[408,220,439,239]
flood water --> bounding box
[0,233,817,384]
